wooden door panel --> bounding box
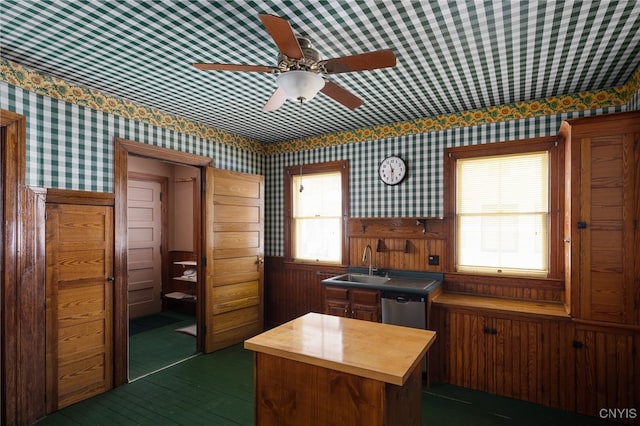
[214,204,260,223]
[213,231,260,250]
[212,281,260,314]
[46,203,113,411]
[57,283,108,325]
[214,175,261,198]
[57,319,106,356]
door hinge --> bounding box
[201,256,207,267]
[577,221,588,229]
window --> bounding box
[284,160,349,264]
[445,137,562,278]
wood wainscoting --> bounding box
[265,257,346,327]
[1,109,47,426]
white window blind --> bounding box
[292,172,342,263]
[456,151,549,276]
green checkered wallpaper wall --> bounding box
[262,105,631,256]
[2,81,636,257]
[1,82,264,190]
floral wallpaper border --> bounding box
[265,65,640,155]
[0,58,264,154]
[2,58,639,156]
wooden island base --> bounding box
[254,353,422,426]
[245,313,436,426]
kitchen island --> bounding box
[244,312,436,426]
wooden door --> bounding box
[46,203,114,411]
[578,133,637,323]
[127,178,163,318]
[203,168,264,353]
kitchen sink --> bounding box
[327,273,391,285]
[322,271,442,294]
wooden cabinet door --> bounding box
[45,203,114,411]
[573,324,640,422]
[325,286,350,317]
[203,168,264,353]
[324,286,381,321]
[488,316,545,403]
[578,133,638,323]
[350,289,380,322]
[446,309,487,390]
[563,111,640,325]
[445,309,548,404]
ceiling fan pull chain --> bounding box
[299,99,304,193]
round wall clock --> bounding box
[378,155,407,186]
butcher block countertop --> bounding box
[432,292,570,319]
[244,312,436,386]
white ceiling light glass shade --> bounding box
[276,70,325,102]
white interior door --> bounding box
[127,179,163,318]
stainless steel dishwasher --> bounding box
[381,291,427,372]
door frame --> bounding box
[114,138,212,386]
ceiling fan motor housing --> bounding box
[277,37,322,72]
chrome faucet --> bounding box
[362,244,374,275]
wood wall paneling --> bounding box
[347,217,445,273]
[1,110,47,426]
[265,258,346,327]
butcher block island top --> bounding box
[245,313,436,425]
[244,312,436,386]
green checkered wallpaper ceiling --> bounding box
[2,0,639,144]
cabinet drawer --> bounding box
[325,286,349,301]
[351,289,380,305]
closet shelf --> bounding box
[173,276,197,283]
[174,260,197,266]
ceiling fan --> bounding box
[194,14,397,111]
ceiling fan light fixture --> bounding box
[276,70,325,102]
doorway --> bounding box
[114,139,212,385]
[114,137,265,387]
[126,156,202,380]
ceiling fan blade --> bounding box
[193,63,277,73]
[322,49,396,74]
[320,80,363,110]
[263,87,288,112]
[258,14,304,60]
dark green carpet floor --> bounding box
[36,342,617,425]
[128,311,198,380]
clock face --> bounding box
[379,155,407,185]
